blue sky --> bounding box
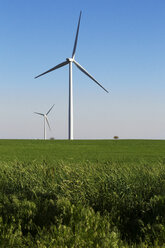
[0,0,165,139]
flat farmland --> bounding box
[1,139,165,163]
[0,139,165,247]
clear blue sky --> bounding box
[0,0,165,139]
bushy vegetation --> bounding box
[0,155,165,247]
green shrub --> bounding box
[0,160,165,247]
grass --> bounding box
[0,139,165,247]
[1,139,165,163]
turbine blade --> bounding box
[73,60,109,93]
[46,116,51,130]
[34,112,44,116]
[46,104,55,116]
[35,60,69,79]
[72,11,82,59]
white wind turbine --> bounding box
[34,104,54,140]
[35,11,108,140]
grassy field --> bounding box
[0,139,165,247]
[1,139,165,163]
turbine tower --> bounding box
[34,104,54,140]
[35,11,108,140]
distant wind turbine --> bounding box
[34,104,54,140]
[35,11,108,140]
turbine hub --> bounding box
[67,58,74,62]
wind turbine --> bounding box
[34,104,54,140]
[35,11,108,140]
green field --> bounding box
[0,139,165,247]
[1,139,165,163]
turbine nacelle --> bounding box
[67,58,74,62]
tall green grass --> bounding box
[0,158,165,247]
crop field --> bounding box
[1,139,165,163]
[0,139,165,247]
